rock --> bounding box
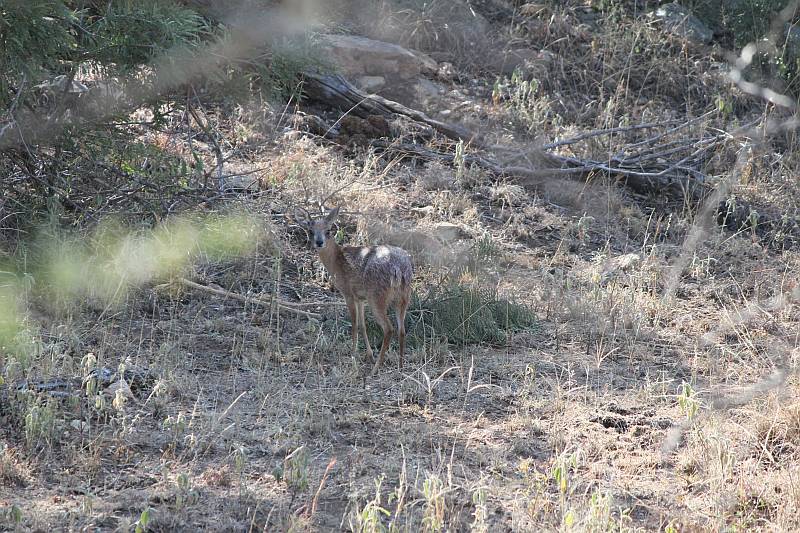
[292,112,333,137]
[518,3,549,18]
[498,48,554,77]
[651,3,713,44]
[355,75,386,93]
[411,206,435,216]
[432,222,467,242]
[103,378,133,401]
[320,34,437,82]
[409,49,439,76]
[437,62,456,81]
[415,78,442,99]
[336,114,391,145]
[598,253,642,285]
[220,174,260,192]
[612,253,642,271]
[70,420,89,431]
[35,75,89,94]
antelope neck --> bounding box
[318,239,345,275]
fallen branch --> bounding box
[299,71,800,247]
[301,72,484,147]
[176,277,322,319]
[371,140,711,201]
[301,72,721,201]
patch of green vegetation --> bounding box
[687,0,791,48]
[361,279,536,349]
[688,1,800,95]
[0,0,209,109]
[265,34,328,101]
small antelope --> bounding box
[296,206,413,375]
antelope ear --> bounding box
[324,206,340,225]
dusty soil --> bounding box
[3,1,800,532]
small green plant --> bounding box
[716,95,733,116]
[574,215,595,242]
[492,69,557,133]
[174,472,197,510]
[134,506,153,533]
[250,32,328,101]
[421,474,446,532]
[585,490,613,530]
[551,449,582,522]
[748,209,760,239]
[23,400,58,451]
[454,140,466,182]
[284,446,310,496]
[3,504,23,528]
[678,383,699,420]
[405,279,537,348]
[232,445,248,497]
[472,233,501,265]
[470,487,488,532]
[81,494,93,517]
[350,476,391,533]
[162,412,187,447]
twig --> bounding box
[0,74,28,142]
[540,120,682,150]
[308,456,337,518]
[177,277,322,319]
[188,86,225,191]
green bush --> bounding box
[411,281,536,346]
[687,0,791,48]
[360,280,537,349]
[688,1,800,94]
[0,0,76,108]
[0,0,210,109]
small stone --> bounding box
[356,75,386,93]
[220,174,260,192]
[499,48,555,77]
[651,3,713,44]
[415,78,442,99]
[70,420,89,431]
[433,222,466,242]
[613,253,642,271]
[519,3,548,17]
[437,62,456,81]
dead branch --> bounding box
[187,86,226,191]
[176,277,323,319]
[300,72,722,201]
[301,72,484,147]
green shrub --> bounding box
[360,279,537,349]
[411,281,536,346]
[687,0,791,48]
[0,0,76,108]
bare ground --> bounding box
[4,2,800,532]
[2,158,799,530]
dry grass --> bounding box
[3,2,800,532]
